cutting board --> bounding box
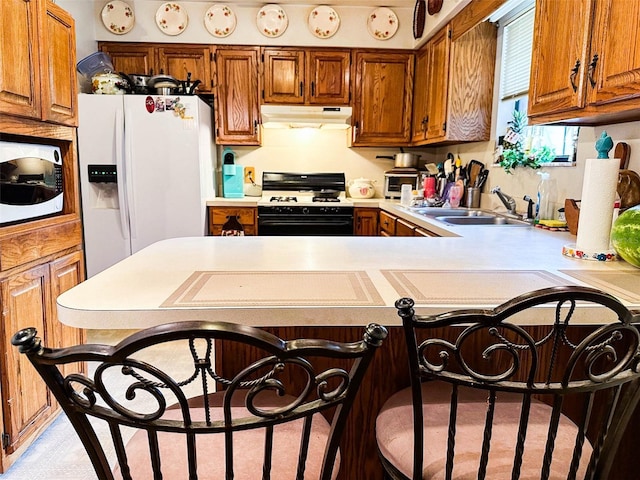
[614,142,640,210]
[614,142,631,169]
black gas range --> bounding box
[257,172,354,236]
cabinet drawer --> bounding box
[414,227,438,237]
[395,218,416,237]
[379,211,397,236]
[210,207,256,225]
[208,207,257,235]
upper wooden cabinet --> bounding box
[528,0,594,119]
[411,48,430,143]
[352,50,414,146]
[424,25,451,142]
[261,48,350,105]
[0,0,76,126]
[98,43,214,94]
[413,21,497,146]
[0,0,41,120]
[529,0,640,125]
[99,43,157,75]
[214,47,261,145]
[41,2,78,126]
[157,45,214,93]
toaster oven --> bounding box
[0,141,64,225]
[384,168,420,199]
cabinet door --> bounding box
[262,48,305,104]
[1,265,53,454]
[306,50,350,105]
[378,211,397,236]
[0,0,41,120]
[353,51,414,146]
[588,0,640,106]
[354,208,378,236]
[411,48,430,143]
[49,252,85,378]
[395,218,416,237]
[40,1,77,126]
[528,0,594,117]
[99,43,157,75]
[446,21,497,143]
[157,45,214,94]
[214,47,260,145]
[425,26,451,142]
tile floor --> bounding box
[1,329,195,479]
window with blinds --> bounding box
[500,7,535,100]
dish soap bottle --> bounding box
[536,171,557,223]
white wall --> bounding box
[63,0,471,49]
[228,129,436,198]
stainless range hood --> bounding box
[260,105,352,129]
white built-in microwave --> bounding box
[0,141,64,225]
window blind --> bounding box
[500,7,535,100]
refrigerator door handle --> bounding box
[115,108,130,241]
[123,106,137,240]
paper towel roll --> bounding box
[576,158,620,252]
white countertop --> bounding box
[58,205,640,329]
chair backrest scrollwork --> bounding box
[13,320,388,480]
[395,285,640,480]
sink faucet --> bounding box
[491,186,517,214]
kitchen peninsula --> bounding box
[56,210,640,480]
[58,205,640,329]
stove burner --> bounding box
[313,197,340,203]
[270,196,297,202]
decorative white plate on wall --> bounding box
[101,0,135,35]
[257,4,288,38]
[367,7,399,40]
[204,4,237,38]
[155,2,189,36]
[308,6,340,39]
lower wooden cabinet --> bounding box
[1,264,53,456]
[414,226,439,237]
[354,208,378,236]
[49,252,85,378]
[395,218,417,236]
[379,210,440,237]
[379,211,397,236]
[0,250,84,466]
[208,206,257,235]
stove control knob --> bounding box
[302,207,309,215]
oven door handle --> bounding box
[258,219,353,226]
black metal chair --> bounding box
[12,320,387,480]
[376,285,640,480]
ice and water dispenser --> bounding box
[87,164,119,208]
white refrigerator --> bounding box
[77,94,216,277]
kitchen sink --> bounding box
[408,207,494,217]
[435,215,531,226]
[405,206,531,227]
